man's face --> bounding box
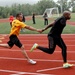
[19,14,23,21]
[66,13,71,20]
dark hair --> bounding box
[16,13,22,18]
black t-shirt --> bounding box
[48,16,66,36]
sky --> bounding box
[0,0,58,6]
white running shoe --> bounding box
[30,43,38,52]
[28,59,36,65]
[63,63,73,68]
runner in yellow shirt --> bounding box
[0,13,41,64]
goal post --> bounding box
[43,7,59,18]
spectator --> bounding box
[22,14,25,22]
[43,13,48,25]
[20,13,26,32]
[9,14,14,27]
[32,13,36,24]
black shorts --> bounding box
[7,35,22,48]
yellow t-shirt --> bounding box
[10,19,27,36]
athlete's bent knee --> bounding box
[21,45,25,50]
[48,48,54,54]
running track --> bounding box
[0,34,75,75]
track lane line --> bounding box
[0,57,75,62]
[0,69,51,75]
[0,49,75,53]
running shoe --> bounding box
[63,63,73,68]
[28,59,36,65]
[30,43,38,52]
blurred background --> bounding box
[0,0,75,34]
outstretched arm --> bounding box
[25,25,41,33]
[42,21,55,32]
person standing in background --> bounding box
[21,13,26,32]
[9,14,14,27]
[22,14,25,22]
[43,13,48,25]
[32,13,36,24]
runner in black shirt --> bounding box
[30,11,73,68]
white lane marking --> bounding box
[37,64,75,72]
[37,66,63,72]
[0,57,75,63]
[0,49,75,53]
[0,69,51,75]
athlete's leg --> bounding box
[0,44,11,49]
[20,45,36,64]
[57,37,67,63]
[15,37,36,64]
[0,35,15,49]
[57,37,73,68]
[31,36,56,54]
[20,45,30,60]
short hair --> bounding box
[63,11,71,16]
[16,13,22,18]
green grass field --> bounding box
[0,14,75,34]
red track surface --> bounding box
[0,34,75,75]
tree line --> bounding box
[0,0,75,18]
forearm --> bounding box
[25,26,37,31]
[42,24,53,31]
[42,21,55,31]
[45,24,52,30]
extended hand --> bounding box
[37,29,43,33]
[42,28,45,32]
